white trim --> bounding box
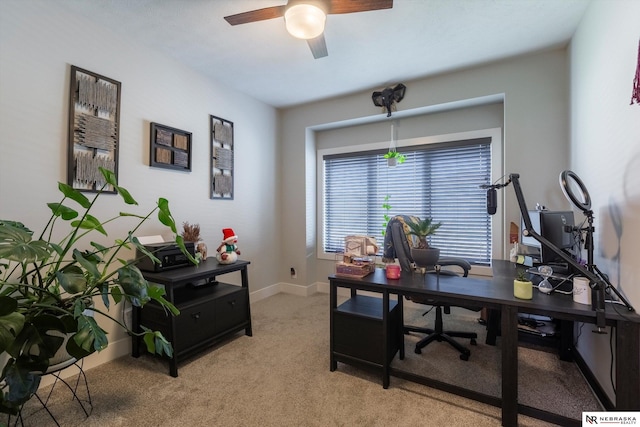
[316,127,505,268]
[249,282,319,303]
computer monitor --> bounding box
[521,210,576,265]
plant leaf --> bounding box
[72,249,101,279]
[0,295,18,316]
[147,285,179,316]
[0,222,52,263]
[115,186,138,206]
[0,310,24,354]
[100,283,110,309]
[58,182,91,209]
[71,214,107,235]
[2,360,41,410]
[90,241,108,253]
[65,331,93,360]
[46,203,79,220]
[29,314,67,358]
[116,265,150,307]
[56,266,87,294]
[49,242,63,256]
[110,285,123,304]
[156,198,177,232]
[99,167,117,187]
[72,315,107,353]
[141,326,173,357]
[152,331,173,357]
[131,235,160,265]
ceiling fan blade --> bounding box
[224,5,286,26]
[328,0,393,14]
[307,34,328,59]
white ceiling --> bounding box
[59,0,591,108]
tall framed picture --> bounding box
[210,115,234,199]
[149,123,192,171]
[67,66,121,192]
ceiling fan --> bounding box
[224,0,393,59]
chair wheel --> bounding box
[460,353,470,361]
[470,338,477,345]
[414,348,422,354]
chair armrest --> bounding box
[438,257,471,277]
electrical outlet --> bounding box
[290,267,297,279]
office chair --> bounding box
[382,215,480,361]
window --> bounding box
[321,136,494,265]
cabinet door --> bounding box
[175,302,217,350]
[215,288,248,333]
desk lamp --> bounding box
[483,171,634,332]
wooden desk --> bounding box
[133,259,252,377]
[329,260,640,427]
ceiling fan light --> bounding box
[284,4,326,39]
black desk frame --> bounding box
[329,262,640,427]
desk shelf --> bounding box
[331,294,402,385]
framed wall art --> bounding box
[150,123,192,171]
[210,115,234,199]
[67,65,121,193]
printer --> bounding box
[136,241,195,272]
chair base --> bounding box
[405,306,477,361]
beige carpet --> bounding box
[12,293,601,426]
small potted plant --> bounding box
[0,167,197,415]
[513,268,533,299]
[182,222,207,260]
[406,216,442,269]
[383,150,405,167]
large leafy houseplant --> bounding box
[0,168,196,414]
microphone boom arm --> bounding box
[503,174,634,329]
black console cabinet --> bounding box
[132,259,252,377]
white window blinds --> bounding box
[323,137,492,265]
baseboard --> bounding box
[36,281,482,389]
[573,348,612,410]
[250,281,319,302]
[38,336,131,388]
[39,282,319,388]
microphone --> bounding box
[486,188,497,215]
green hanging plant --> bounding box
[383,150,406,164]
[382,195,392,236]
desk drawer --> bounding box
[215,287,248,333]
[175,300,217,350]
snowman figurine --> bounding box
[216,228,240,264]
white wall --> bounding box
[569,0,640,405]
[280,49,571,285]
[0,0,280,370]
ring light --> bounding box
[559,170,592,213]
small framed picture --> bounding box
[68,65,121,193]
[210,115,234,199]
[150,122,192,171]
